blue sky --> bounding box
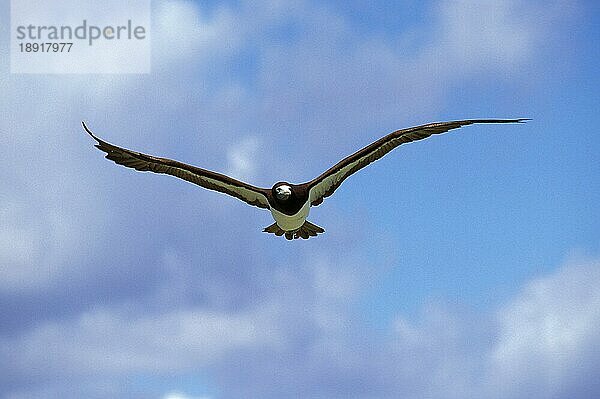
[1,0,599,398]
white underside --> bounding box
[270,201,310,231]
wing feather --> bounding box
[307,119,528,206]
[83,122,271,209]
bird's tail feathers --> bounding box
[263,220,325,240]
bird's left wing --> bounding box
[306,119,528,206]
[83,122,271,209]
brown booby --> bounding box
[83,119,527,240]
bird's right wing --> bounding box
[83,122,271,209]
[307,119,528,206]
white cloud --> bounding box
[0,202,37,269]
[3,304,284,377]
[225,136,260,182]
[163,392,211,399]
[421,0,577,78]
[431,0,535,70]
[0,118,112,293]
[390,256,600,399]
[153,1,243,66]
[487,256,600,398]
[3,380,123,399]
[3,253,599,398]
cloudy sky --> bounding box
[1,0,599,398]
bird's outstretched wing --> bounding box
[83,122,271,209]
[306,119,528,206]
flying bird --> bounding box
[83,119,527,240]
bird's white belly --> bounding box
[270,201,310,231]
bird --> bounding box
[83,119,527,240]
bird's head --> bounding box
[273,183,292,201]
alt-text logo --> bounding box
[11,0,151,74]
[15,19,147,46]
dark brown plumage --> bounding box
[83,118,528,239]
